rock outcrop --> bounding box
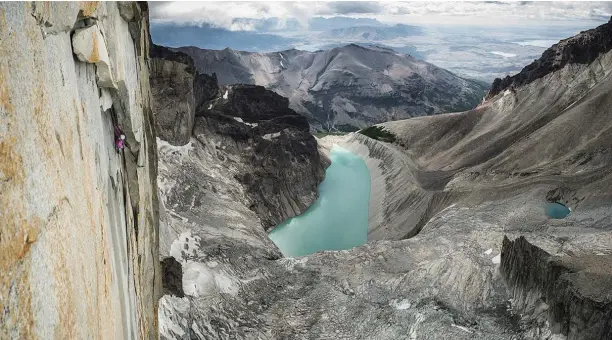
[487,16,612,99]
[0,2,160,339]
[150,47,328,230]
[501,236,612,340]
[176,44,487,131]
[161,257,184,298]
[149,45,198,145]
[149,44,221,146]
[196,84,329,229]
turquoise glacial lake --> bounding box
[545,202,571,219]
[269,145,371,257]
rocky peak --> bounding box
[149,44,221,146]
[487,17,612,99]
[150,43,196,73]
[200,85,302,124]
[194,83,325,229]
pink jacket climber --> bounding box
[114,126,126,151]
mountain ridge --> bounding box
[175,43,487,131]
[487,16,612,99]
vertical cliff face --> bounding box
[500,237,612,340]
[0,2,160,338]
[197,84,329,229]
[149,45,198,146]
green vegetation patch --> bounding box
[359,126,397,143]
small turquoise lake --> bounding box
[545,202,571,219]
[269,145,371,257]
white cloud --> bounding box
[150,1,612,30]
[150,1,319,30]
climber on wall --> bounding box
[114,126,126,152]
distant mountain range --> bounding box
[150,17,389,51]
[175,44,488,131]
[150,23,297,51]
[150,15,607,83]
[319,24,423,41]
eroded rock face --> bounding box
[150,44,221,146]
[153,45,335,338]
[0,2,160,339]
[150,45,197,145]
[196,84,329,229]
[150,48,329,230]
[501,236,612,340]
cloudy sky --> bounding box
[150,1,612,30]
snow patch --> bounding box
[170,231,202,261]
[263,132,281,140]
[157,138,194,164]
[390,299,412,310]
[409,313,425,340]
[158,296,189,339]
[167,210,188,223]
[233,116,258,128]
[207,104,212,110]
[223,90,228,99]
[182,261,240,297]
[279,52,285,60]
[484,248,493,255]
[379,83,393,93]
[280,60,284,68]
[492,254,501,264]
